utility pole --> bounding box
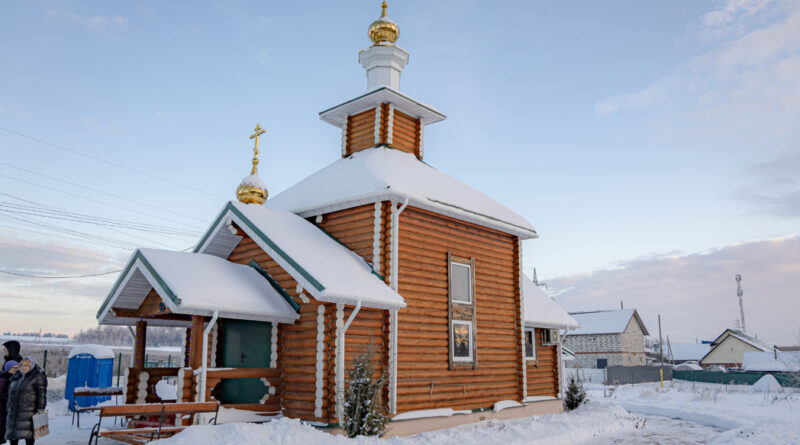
[736,274,746,333]
[658,314,664,366]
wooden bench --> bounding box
[72,386,124,428]
[88,401,220,445]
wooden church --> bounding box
[96,2,578,435]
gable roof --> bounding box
[266,147,538,239]
[195,201,406,310]
[709,329,771,350]
[97,248,300,326]
[522,275,578,330]
[567,309,650,336]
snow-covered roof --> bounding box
[97,248,301,326]
[670,343,711,362]
[567,309,649,336]
[710,329,771,351]
[195,201,406,310]
[68,344,115,360]
[267,147,538,239]
[743,351,800,372]
[319,86,446,127]
[522,275,578,330]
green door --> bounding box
[218,319,271,404]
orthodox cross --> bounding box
[248,123,266,173]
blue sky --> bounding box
[1,0,798,343]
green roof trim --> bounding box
[248,259,301,313]
[225,204,325,293]
[96,250,181,320]
[192,204,231,254]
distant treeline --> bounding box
[73,326,184,347]
[2,332,69,338]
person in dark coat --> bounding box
[5,358,45,445]
[1,343,22,370]
[0,361,19,445]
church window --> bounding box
[524,328,536,360]
[452,320,473,361]
[450,262,472,304]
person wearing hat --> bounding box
[5,357,45,445]
[0,360,18,444]
[1,343,22,370]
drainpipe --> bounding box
[126,326,136,367]
[558,329,566,399]
[389,198,408,415]
[200,310,219,403]
[338,300,362,424]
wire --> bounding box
[0,127,227,200]
[0,160,209,225]
[0,268,122,279]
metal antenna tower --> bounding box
[736,274,746,333]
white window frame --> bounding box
[451,320,473,362]
[449,262,472,305]
[524,328,537,361]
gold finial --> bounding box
[237,123,268,204]
[368,0,399,45]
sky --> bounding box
[0,0,798,344]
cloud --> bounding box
[595,1,800,117]
[548,236,800,344]
[47,10,128,41]
[741,152,800,217]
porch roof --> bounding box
[522,275,579,330]
[195,201,406,310]
[97,248,300,326]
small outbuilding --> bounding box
[66,344,116,410]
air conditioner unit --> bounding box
[543,329,560,345]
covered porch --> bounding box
[96,248,299,420]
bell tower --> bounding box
[318,1,446,160]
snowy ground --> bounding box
[42,379,800,444]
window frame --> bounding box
[524,328,537,361]
[449,261,473,305]
[451,320,474,362]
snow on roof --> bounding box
[196,201,406,310]
[97,249,300,326]
[742,351,800,372]
[522,275,578,330]
[567,309,649,336]
[68,344,115,360]
[266,147,538,239]
[670,343,711,362]
[711,329,772,352]
[318,86,445,127]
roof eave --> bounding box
[319,86,446,127]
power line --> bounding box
[0,160,209,225]
[0,268,121,279]
[0,173,207,231]
[0,127,227,200]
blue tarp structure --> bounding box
[65,344,115,411]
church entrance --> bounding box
[218,319,272,404]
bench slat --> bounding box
[100,427,185,435]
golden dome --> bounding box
[368,1,399,45]
[236,124,268,205]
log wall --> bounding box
[394,206,523,412]
[526,329,559,398]
[226,229,332,422]
[343,105,422,158]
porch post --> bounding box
[190,315,204,369]
[134,320,147,369]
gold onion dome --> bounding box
[236,124,268,205]
[368,1,399,45]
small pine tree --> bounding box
[564,376,587,410]
[343,347,388,437]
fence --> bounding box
[606,366,672,385]
[674,370,800,388]
[564,368,607,384]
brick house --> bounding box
[563,309,649,369]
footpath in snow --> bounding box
[586,379,800,444]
